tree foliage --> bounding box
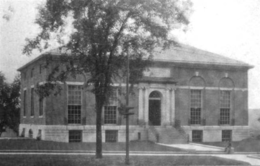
[23,0,192,158]
[0,72,20,136]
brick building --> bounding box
[18,44,253,143]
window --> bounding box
[31,88,34,116]
[31,68,34,78]
[23,90,27,116]
[104,88,118,124]
[190,90,202,125]
[105,130,118,142]
[69,130,82,142]
[222,130,232,142]
[104,106,117,124]
[39,98,43,116]
[219,91,231,125]
[192,130,203,142]
[68,85,82,124]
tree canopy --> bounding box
[23,0,192,158]
[0,72,20,136]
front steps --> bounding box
[147,126,188,144]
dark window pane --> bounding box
[222,130,232,142]
[23,90,27,116]
[31,88,34,116]
[190,90,201,125]
[104,106,117,124]
[69,130,82,142]
[220,91,231,125]
[105,130,118,142]
[192,130,203,142]
[67,85,82,124]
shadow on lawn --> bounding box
[0,155,250,166]
[0,139,184,152]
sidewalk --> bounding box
[156,143,260,165]
[157,143,224,152]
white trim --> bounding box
[111,83,138,87]
[38,81,64,85]
[234,88,248,91]
[30,85,34,88]
[189,86,204,90]
[23,88,27,90]
[66,81,84,85]
[219,87,233,91]
[182,125,249,129]
[177,86,247,91]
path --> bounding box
[157,143,260,165]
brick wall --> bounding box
[20,59,48,125]
[173,64,249,126]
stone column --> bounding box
[164,88,170,126]
[171,88,176,125]
[144,87,149,125]
[138,87,144,123]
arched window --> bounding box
[189,76,205,87]
[189,76,205,125]
[149,91,161,99]
[219,78,234,88]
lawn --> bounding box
[0,139,183,152]
[202,137,260,152]
[0,155,249,166]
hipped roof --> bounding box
[18,44,253,71]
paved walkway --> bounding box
[158,143,224,152]
[156,143,260,165]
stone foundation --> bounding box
[182,126,249,142]
[19,124,148,142]
[19,124,250,143]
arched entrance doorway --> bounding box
[149,91,161,126]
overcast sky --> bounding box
[0,0,260,109]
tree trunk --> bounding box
[95,95,103,158]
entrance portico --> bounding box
[138,82,176,127]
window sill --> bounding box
[30,116,34,118]
[39,116,43,118]
[67,124,82,126]
[104,124,118,126]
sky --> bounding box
[0,0,260,109]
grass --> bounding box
[0,139,183,152]
[0,155,249,166]
[202,137,260,152]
